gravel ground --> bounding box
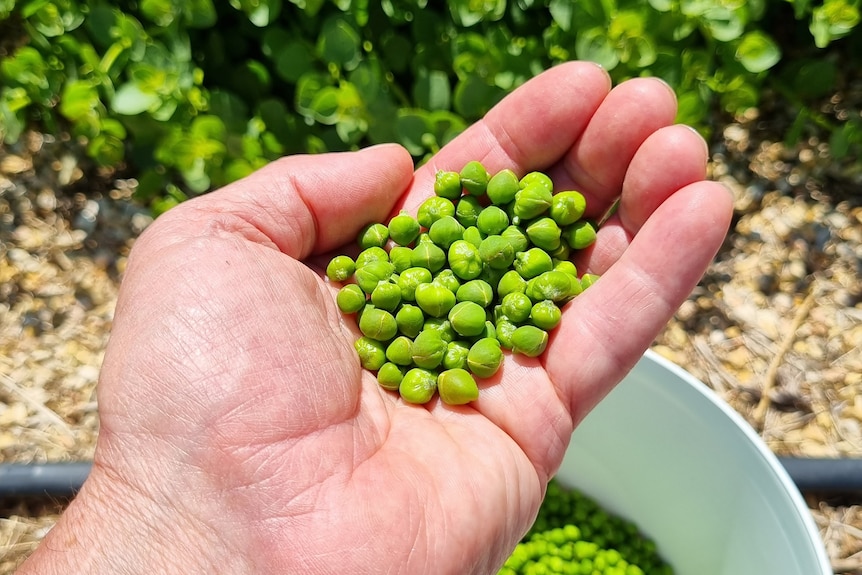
[1,85,861,572]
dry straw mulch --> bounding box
[1,83,861,572]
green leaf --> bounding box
[575,28,620,70]
[549,0,575,31]
[185,0,217,28]
[59,80,100,121]
[810,0,860,47]
[735,31,780,73]
[701,6,745,42]
[448,0,506,27]
[647,0,672,11]
[310,86,341,124]
[317,16,361,70]
[395,109,432,156]
[111,83,161,115]
[414,68,451,111]
[273,39,315,83]
[141,0,177,26]
[452,75,504,119]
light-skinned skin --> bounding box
[18,62,732,575]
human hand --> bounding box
[19,62,731,575]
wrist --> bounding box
[17,460,251,575]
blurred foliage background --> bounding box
[1,0,860,213]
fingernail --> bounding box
[652,76,678,105]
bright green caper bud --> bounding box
[460,160,489,196]
[527,270,580,303]
[354,336,387,370]
[388,210,421,246]
[447,239,484,280]
[549,241,571,261]
[514,247,554,279]
[423,317,457,342]
[455,195,483,228]
[437,369,479,405]
[476,205,509,236]
[564,220,598,250]
[326,255,355,282]
[377,362,404,391]
[455,279,494,307]
[399,367,438,404]
[478,320,496,340]
[501,225,530,253]
[511,325,549,357]
[395,304,425,338]
[355,260,395,294]
[414,282,456,317]
[526,217,562,252]
[443,340,471,370]
[428,215,464,249]
[411,234,446,272]
[397,267,432,301]
[553,259,578,276]
[434,170,463,200]
[355,246,389,268]
[389,246,413,273]
[357,222,389,249]
[513,183,553,220]
[519,171,553,192]
[497,270,527,298]
[495,318,517,349]
[448,301,488,337]
[417,196,456,228]
[501,291,533,323]
[580,273,600,289]
[386,336,415,366]
[411,329,448,369]
[461,225,485,249]
[336,284,366,314]
[359,306,398,341]
[370,281,402,312]
[486,168,521,205]
[550,190,587,227]
[530,300,562,330]
[478,235,516,270]
[467,337,504,378]
[432,269,461,293]
[479,265,506,292]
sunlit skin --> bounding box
[19,62,732,575]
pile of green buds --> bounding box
[326,161,599,405]
[499,480,675,575]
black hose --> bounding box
[0,462,92,498]
[1,458,862,500]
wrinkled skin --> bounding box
[19,62,732,575]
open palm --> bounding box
[20,62,731,575]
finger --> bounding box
[148,144,415,259]
[547,77,679,218]
[399,61,612,214]
[547,181,733,424]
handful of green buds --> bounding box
[326,161,600,405]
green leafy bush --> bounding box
[1,0,859,212]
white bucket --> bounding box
[556,350,832,575]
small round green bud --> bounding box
[399,367,438,404]
[411,234,447,272]
[461,225,485,249]
[434,170,463,200]
[530,300,562,330]
[553,259,578,276]
[580,273,600,289]
[467,337,504,378]
[550,190,587,227]
[431,269,461,293]
[476,205,509,236]
[564,220,598,250]
[355,246,389,268]
[447,239,484,280]
[486,168,521,205]
[355,260,395,294]
[495,318,517,349]
[410,330,448,369]
[417,196,456,228]
[497,270,527,298]
[422,317,457,343]
[437,369,479,405]
[514,248,554,279]
[501,225,530,253]
[478,235,516,270]
[377,362,404,391]
[336,284,367,314]
[460,160,489,196]
[388,211,421,246]
[395,304,425,338]
[448,301,488,337]
[511,325,549,357]
[519,171,553,192]
[326,255,355,283]
[455,279,494,307]
[514,183,553,220]
[389,245,414,273]
[357,222,389,249]
[428,215,464,249]
[443,340,471,370]
[414,282,457,317]
[526,217,562,252]
[354,336,387,370]
[455,195,483,228]
[386,336,415,366]
[370,281,402,312]
[397,267,433,301]
[527,270,581,302]
[501,291,533,323]
[359,306,398,341]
